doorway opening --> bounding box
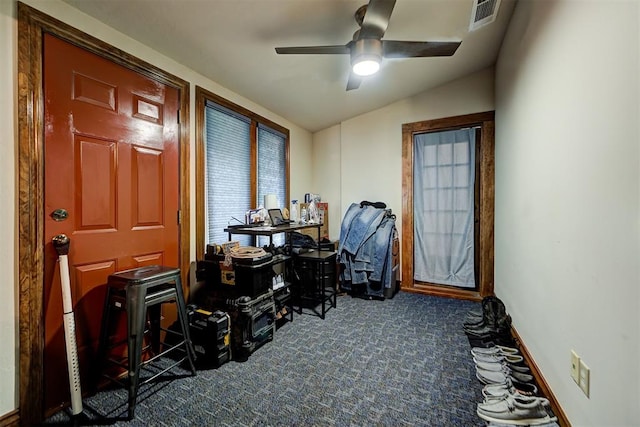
[401,111,494,301]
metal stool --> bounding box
[293,251,337,319]
[98,265,197,419]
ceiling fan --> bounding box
[275,0,462,91]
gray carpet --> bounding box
[45,292,487,426]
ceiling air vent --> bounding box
[469,0,501,31]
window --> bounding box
[196,87,290,256]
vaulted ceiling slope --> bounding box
[62,0,515,132]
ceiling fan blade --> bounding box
[346,73,362,91]
[359,0,396,39]
[275,45,350,55]
[382,41,462,58]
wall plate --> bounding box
[570,350,580,384]
[579,359,590,397]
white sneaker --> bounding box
[474,359,531,374]
[476,365,533,385]
[477,394,556,426]
[483,379,538,398]
[472,345,520,357]
[473,352,524,365]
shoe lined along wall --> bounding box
[464,297,560,426]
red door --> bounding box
[43,33,180,412]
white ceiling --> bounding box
[61,0,516,133]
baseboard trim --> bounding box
[401,283,483,302]
[511,326,571,427]
[0,409,19,427]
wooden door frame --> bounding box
[401,111,495,301]
[17,3,190,423]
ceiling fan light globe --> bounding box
[353,59,380,76]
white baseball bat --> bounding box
[53,234,83,416]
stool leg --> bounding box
[96,285,113,389]
[320,262,326,319]
[127,285,147,420]
[148,304,162,354]
[173,276,197,374]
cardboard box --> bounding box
[299,202,329,241]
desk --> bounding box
[224,222,323,248]
[224,223,336,320]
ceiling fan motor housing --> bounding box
[350,38,383,75]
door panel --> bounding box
[43,33,179,412]
[132,146,165,227]
[73,261,117,346]
[133,252,164,266]
[75,136,117,231]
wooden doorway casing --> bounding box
[17,3,191,423]
[401,111,495,301]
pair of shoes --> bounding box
[483,388,534,404]
[476,364,534,385]
[464,296,511,332]
[483,380,538,399]
[473,351,524,365]
[463,307,483,326]
[472,345,520,357]
[468,334,517,349]
[464,313,512,336]
[477,394,557,425]
[474,359,531,374]
[464,297,494,328]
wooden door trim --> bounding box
[401,111,495,301]
[17,3,190,422]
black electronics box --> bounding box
[198,256,274,299]
[226,292,275,362]
[186,304,230,368]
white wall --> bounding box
[312,67,495,241]
[0,0,312,417]
[0,0,17,416]
[310,125,342,240]
[495,1,639,425]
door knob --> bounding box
[51,208,69,221]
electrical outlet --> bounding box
[579,359,590,397]
[570,350,580,384]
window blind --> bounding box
[204,104,252,246]
[204,103,288,248]
[257,124,286,212]
[257,124,286,246]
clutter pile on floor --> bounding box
[463,297,559,427]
